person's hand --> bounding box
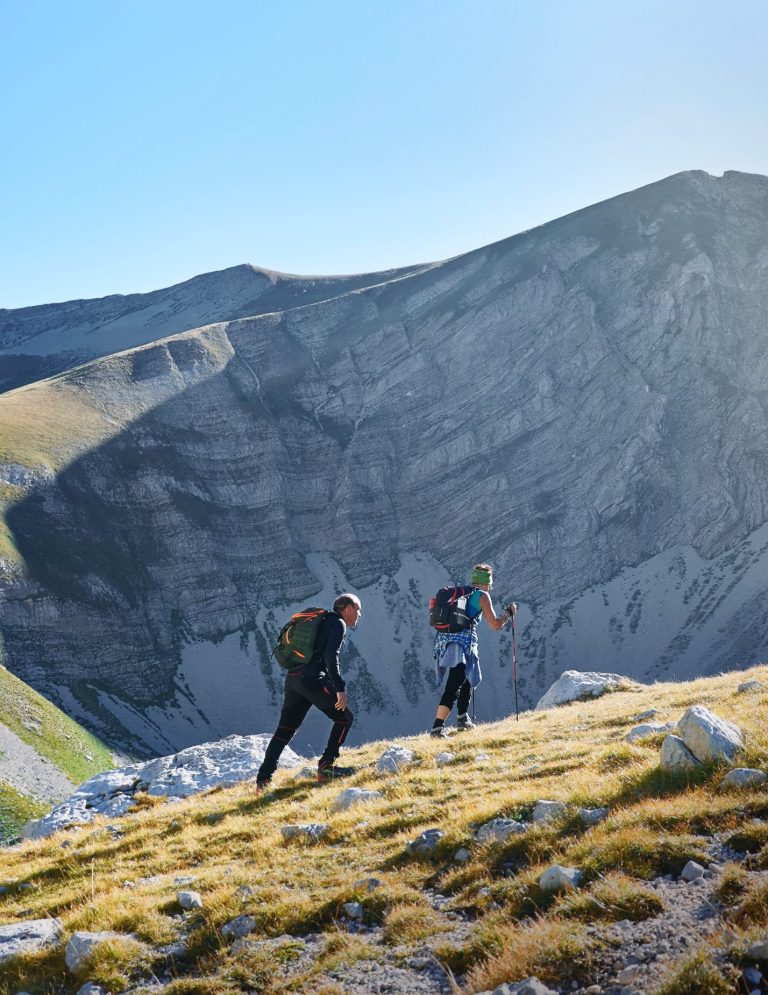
[506,602,517,618]
[335,691,348,711]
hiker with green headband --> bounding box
[430,563,515,737]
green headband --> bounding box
[471,567,492,586]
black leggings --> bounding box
[257,672,354,783]
[439,662,471,714]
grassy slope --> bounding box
[0,665,115,843]
[1,666,768,994]
[0,665,114,784]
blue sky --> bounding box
[1,0,766,309]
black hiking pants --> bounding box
[439,662,471,715]
[257,672,354,784]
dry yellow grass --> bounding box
[0,664,767,993]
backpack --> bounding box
[429,586,480,633]
[273,607,329,669]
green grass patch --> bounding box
[0,782,47,844]
[0,665,114,783]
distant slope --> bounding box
[0,261,434,394]
[0,663,115,842]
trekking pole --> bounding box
[511,614,519,721]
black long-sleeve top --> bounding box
[305,612,347,691]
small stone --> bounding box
[579,807,609,826]
[738,680,763,693]
[407,828,444,855]
[65,932,130,972]
[474,753,490,761]
[0,918,64,963]
[539,865,582,892]
[435,751,456,765]
[221,915,257,939]
[680,860,705,882]
[634,709,659,720]
[76,985,107,995]
[476,818,527,843]
[281,823,330,841]
[174,875,197,885]
[532,800,567,822]
[342,901,363,919]
[454,847,472,862]
[720,768,768,789]
[178,890,203,910]
[584,987,603,994]
[376,745,414,773]
[331,788,383,813]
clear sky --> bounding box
[2,0,767,309]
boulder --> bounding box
[65,931,133,973]
[376,745,415,773]
[720,768,767,789]
[677,706,743,763]
[660,735,702,770]
[539,865,582,892]
[535,671,635,710]
[76,985,108,995]
[532,800,567,823]
[488,981,558,995]
[475,818,527,843]
[281,823,330,841]
[330,787,383,813]
[221,915,257,940]
[407,828,444,855]
[0,918,63,963]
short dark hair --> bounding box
[333,593,360,613]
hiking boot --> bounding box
[317,764,356,783]
[254,780,270,797]
[457,714,476,731]
[430,726,450,738]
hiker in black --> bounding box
[256,593,361,789]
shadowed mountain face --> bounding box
[2,168,768,756]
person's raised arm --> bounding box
[480,592,516,631]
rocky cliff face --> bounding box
[2,169,768,756]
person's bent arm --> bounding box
[480,592,516,631]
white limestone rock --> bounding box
[539,865,582,892]
[342,901,363,919]
[331,787,383,813]
[475,818,527,843]
[660,735,702,770]
[677,706,744,763]
[23,734,306,839]
[178,890,203,910]
[376,745,415,773]
[720,768,768,789]
[454,847,472,862]
[0,918,63,963]
[435,751,456,766]
[739,680,764,693]
[535,671,635,710]
[634,709,659,721]
[407,828,444,855]
[579,807,609,826]
[281,823,330,842]
[221,915,257,940]
[625,722,676,743]
[532,800,567,823]
[680,860,705,882]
